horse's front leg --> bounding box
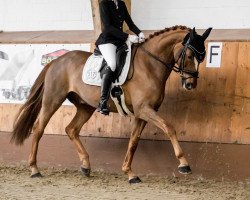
[122,118,147,184]
[138,106,191,174]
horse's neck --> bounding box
[146,31,186,63]
[142,31,185,82]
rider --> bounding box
[95,0,145,115]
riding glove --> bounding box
[128,35,139,43]
[138,32,145,43]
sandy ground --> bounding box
[0,165,249,200]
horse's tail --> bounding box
[11,63,51,145]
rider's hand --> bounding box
[138,32,145,43]
[128,35,139,43]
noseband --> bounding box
[139,37,205,79]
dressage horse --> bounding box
[11,25,212,183]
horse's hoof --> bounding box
[178,165,192,175]
[80,167,91,177]
[30,172,43,178]
[129,176,142,184]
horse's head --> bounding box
[173,27,212,90]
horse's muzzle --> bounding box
[182,77,197,90]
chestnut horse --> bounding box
[11,26,212,183]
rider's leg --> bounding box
[98,43,117,71]
[97,43,117,115]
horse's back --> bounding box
[63,50,91,63]
[49,50,91,72]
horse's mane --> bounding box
[144,25,191,42]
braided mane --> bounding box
[145,25,191,42]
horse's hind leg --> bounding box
[65,103,95,177]
[29,96,66,177]
[122,118,147,183]
[138,106,191,175]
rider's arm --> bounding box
[122,1,141,36]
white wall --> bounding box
[0,0,93,31]
[1,0,250,31]
[0,1,3,31]
[132,0,250,29]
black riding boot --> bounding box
[97,67,114,115]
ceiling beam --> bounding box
[90,0,102,39]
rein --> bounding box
[139,45,179,73]
[139,38,204,79]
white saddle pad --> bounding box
[82,40,132,86]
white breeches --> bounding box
[98,43,117,72]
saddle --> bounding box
[94,44,129,82]
[82,41,134,116]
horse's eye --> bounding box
[187,55,192,59]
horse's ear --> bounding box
[182,33,190,45]
[190,27,196,40]
[202,27,213,41]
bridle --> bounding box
[139,37,206,80]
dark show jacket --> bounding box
[95,0,141,47]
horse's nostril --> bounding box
[186,83,193,89]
